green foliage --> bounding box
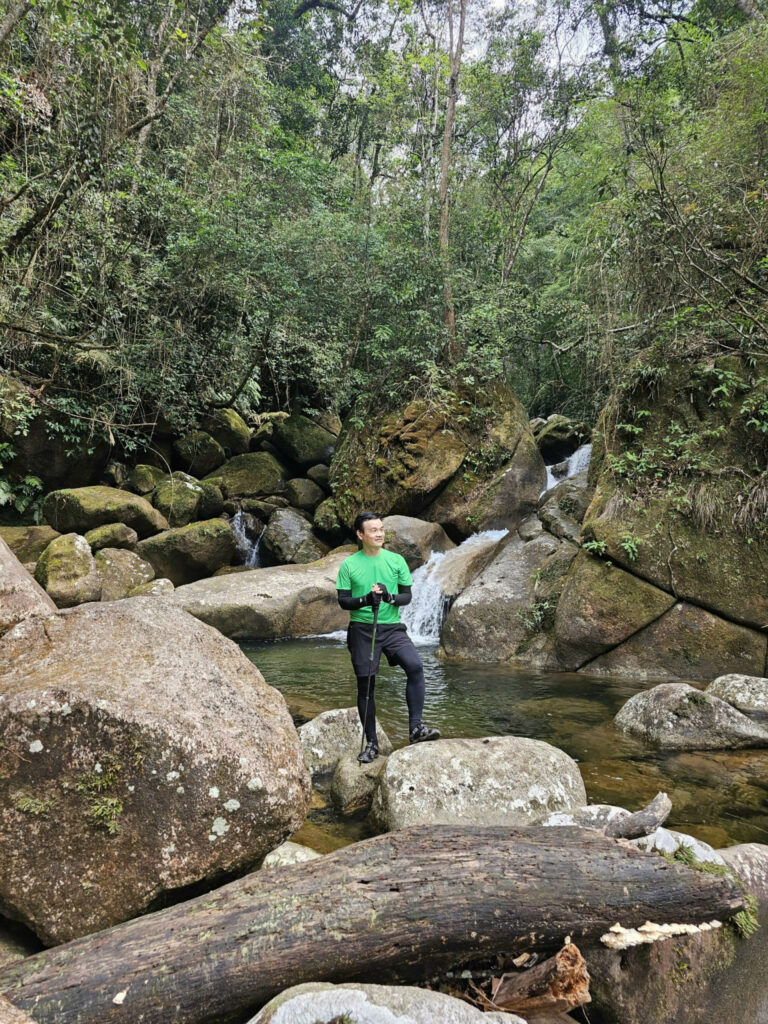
[87,796,123,835]
[619,533,641,561]
[517,599,551,635]
[582,539,608,557]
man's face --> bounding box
[358,518,385,548]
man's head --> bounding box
[354,511,385,549]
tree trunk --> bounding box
[0,826,744,1024]
[491,942,590,1015]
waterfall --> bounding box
[542,442,592,495]
[231,510,266,568]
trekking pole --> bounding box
[360,597,380,756]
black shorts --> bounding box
[347,622,422,677]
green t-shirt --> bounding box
[336,548,413,624]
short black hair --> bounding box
[354,511,382,536]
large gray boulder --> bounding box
[262,509,329,565]
[284,478,325,512]
[205,452,287,500]
[201,408,251,456]
[83,523,138,552]
[428,529,505,602]
[33,534,102,608]
[381,515,455,570]
[94,548,155,601]
[0,538,56,637]
[0,598,309,944]
[174,549,351,641]
[615,683,768,750]
[136,519,236,586]
[271,414,337,468]
[537,470,593,543]
[331,753,387,816]
[371,736,587,831]
[173,430,226,477]
[43,486,168,538]
[298,708,393,777]
[707,674,768,714]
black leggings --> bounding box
[356,656,425,743]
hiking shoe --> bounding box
[357,742,379,764]
[409,724,441,744]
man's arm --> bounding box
[337,588,373,611]
[373,583,412,607]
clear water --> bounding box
[543,441,592,494]
[231,510,265,568]
[243,636,768,851]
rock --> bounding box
[0,538,56,637]
[173,431,225,477]
[615,683,768,750]
[284,477,325,512]
[534,414,590,463]
[136,519,236,586]
[101,460,129,489]
[33,534,102,608]
[380,515,455,570]
[553,551,676,670]
[537,471,593,543]
[517,515,543,541]
[298,708,393,777]
[271,413,336,468]
[261,842,321,868]
[311,410,342,436]
[205,452,287,500]
[585,602,767,682]
[173,549,352,641]
[306,464,330,490]
[262,509,329,565]
[43,486,168,538]
[249,982,525,1024]
[83,523,138,552]
[630,827,726,865]
[125,464,165,496]
[707,674,768,714]
[0,598,310,944]
[0,919,39,970]
[94,548,155,601]
[0,526,59,563]
[428,529,505,602]
[200,408,251,456]
[331,753,387,816]
[313,497,347,542]
[541,803,631,831]
[151,472,204,528]
[135,439,174,472]
[198,480,224,519]
[128,578,174,597]
[371,736,587,831]
[239,499,277,522]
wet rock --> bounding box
[0,526,59,564]
[136,519,235,586]
[381,515,455,570]
[174,548,352,641]
[615,683,768,750]
[261,842,321,869]
[173,430,225,477]
[0,538,56,637]
[128,578,174,597]
[284,477,325,512]
[125,464,165,496]
[262,508,329,565]
[271,413,336,468]
[205,452,287,500]
[630,827,726,865]
[306,464,330,490]
[533,414,590,463]
[537,471,593,543]
[0,598,309,944]
[94,548,155,601]
[201,408,251,456]
[43,486,168,539]
[371,736,587,831]
[331,753,387,816]
[83,523,138,552]
[151,472,204,528]
[249,982,525,1024]
[707,674,768,714]
[585,602,767,682]
[34,534,102,608]
[298,708,393,778]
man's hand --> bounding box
[370,584,384,607]
[373,583,392,603]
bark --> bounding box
[0,1,32,50]
[0,826,745,1024]
[492,942,590,1015]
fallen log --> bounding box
[604,792,672,840]
[0,826,745,1024]
[491,942,590,1017]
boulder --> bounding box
[537,471,593,543]
[311,410,342,436]
[298,708,393,778]
[630,827,726,865]
[615,683,768,750]
[249,982,526,1024]
[553,552,676,670]
[533,414,590,463]
[428,529,505,602]
[173,431,226,477]
[151,473,204,528]
[43,486,168,539]
[331,753,387,816]
[125,464,165,496]
[707,674,768,714]
[83,523,137,552]
[94,548,155,601]
[262,509,329,565]
[200,408,251,456]
[371,736,587,832]
[284,478,325,512]
[0,526,59,564]
[101,460,130,490]
[380,515,455,570]
[584,602,767,682]
[261,842,321,869]
[128,578,174,597]
[33,534,102,608]
[198,481,224,519]
[271,413,336,468]
[313,497,347,542]
[136,519,236,586]
[0,538,56,637]
[173,549,352,641]
[204,452,287,500]
[306,464,330,490]
[0,598,310,944]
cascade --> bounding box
[231,510,266,568]
[542,442,592,496]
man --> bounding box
[336,511,441,763]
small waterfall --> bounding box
[542,442,592,495]
[231,510,266,568]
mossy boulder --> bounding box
[271,414,336,468]
[136,519,236,586]
[151,473,204,528]
[94,548,155,601]
[306,464,330,490]
[200,408,251,455]
[537,471,593,543]
[0,526,59,564]
[128,578,175,597]
[172,431,226,477]
[533,415,591,463]
[198,480,224,519]
[313,497,347,542]
[34,533,102,608]
[126,464,166,496]
[262,509,329,565]
[284,477,325,511]
[583,354,768,631]
[43,486,168,539]
[84,523,138,552]
[204,453,287,500]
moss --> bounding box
[87,796,123,835]
[14,793,57,815]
